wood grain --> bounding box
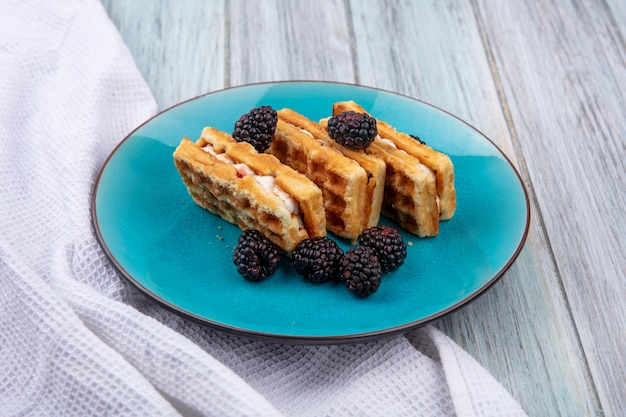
[348,1,601,415]
[100,0,624,415]
[228,0,354,85]
[349,0,517,158]
[101,0,226,110]
[473,1,626,415]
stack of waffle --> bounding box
[173,101,455,253]
[173,128,326,253]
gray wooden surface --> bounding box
[100,1,626,416]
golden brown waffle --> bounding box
[173,127,326,253]
[278,108,386,231]
[325,102,440,236]
[332,100,457,220]
[269,112,370,240]
[368,139,439,236]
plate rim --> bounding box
[91,80,531,345]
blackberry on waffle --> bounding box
[332,100,456,221]
[268,110,373,240]
[277,108,386,235]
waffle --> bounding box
[268,110,370,240]
[332,100,457,220]
[278,108,386,230]
[173,127,326,253]
[325,102,440,236]
[367,139,439,236]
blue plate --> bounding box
[92,81,530,344]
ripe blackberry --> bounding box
[339,245,382,298]
[232,105,278,152]
[232,230,280,282]
[292,236,344,284]
[358,225,407,273]
[327,111,377,150]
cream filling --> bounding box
[297,127,314,138]
[379,136,441,213]
[202,143,302,225]
[203,143,234,163]
[417,163,441,213]
[378,136,397,148]
[254,175,300,216]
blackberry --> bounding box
[358,225,407,273]
[327,111,377,150]
[339,245,382,298]
[409,134,426,145]
[292,236,344,284]
[232,230,280,282]
[232,105,278,152]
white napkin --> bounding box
[0,1,528,416]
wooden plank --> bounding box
[101,0,226,110]
[606,0,626,34]
[473,0,626,415]
[228,0,354,85]
[348,0,600,415]
[100,1,623,415]
[349,0,517,159]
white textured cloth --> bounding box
[0,1,528,416]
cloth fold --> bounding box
[0,1,528,416]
